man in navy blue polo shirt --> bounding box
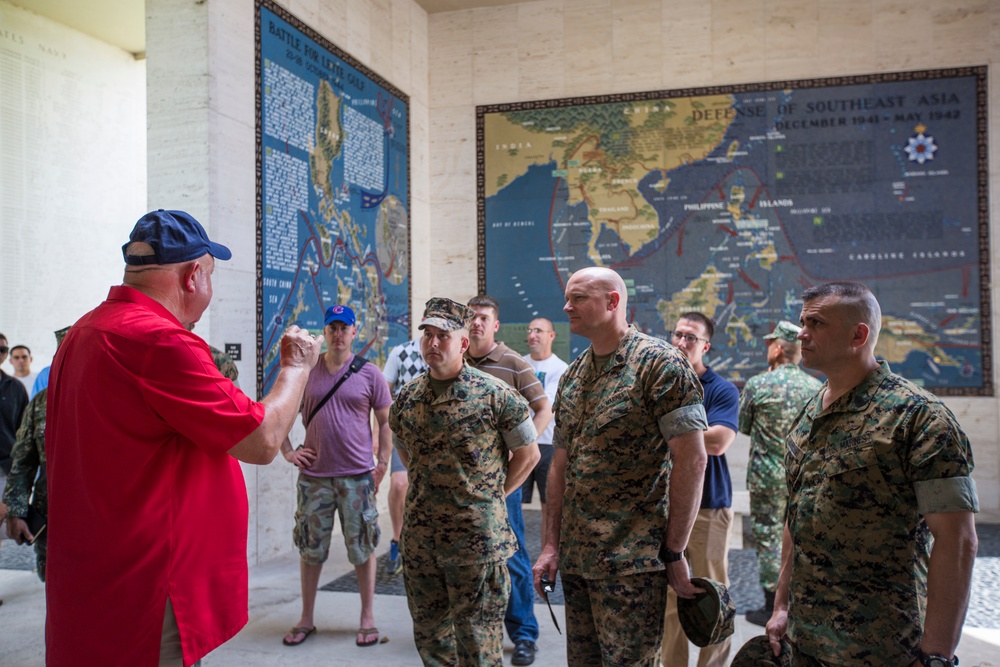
[662,312,739,667]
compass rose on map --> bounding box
[904,124,938,164]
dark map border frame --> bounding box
[475,66,991,397]
[254,0,412,399]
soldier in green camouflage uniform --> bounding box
[184,320,239,385]
[738,321,820,626]
[3,326,70,581]
[766,283,978,667]
[209,345,240,384]
[3,387,48,580]
[532,267,709,666]
[389,298,540,667]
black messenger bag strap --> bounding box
[304,355,368,428]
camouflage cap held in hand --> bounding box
[731,635,793,667]
[418,297,474,332]
[762,320,802,342]
[677,577,736,648]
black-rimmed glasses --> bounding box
[669,331,709,345]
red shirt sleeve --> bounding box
[138,329,264,453]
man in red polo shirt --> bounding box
[45,209,322,666]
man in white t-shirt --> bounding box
[9,346,37,398]
[521,317,567,542]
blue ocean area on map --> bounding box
[483,72,985,391]
[485,163,597,357]
[259,6,409,395]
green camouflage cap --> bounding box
[54,326,71,346]
[418,297,474,332]
[731,635,793,667]
[762,320,802,342]
[677,577,736,647]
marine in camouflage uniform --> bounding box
[209,345,239,384]
[784,362,976,664]
[552,325,707,665]
[3,387,48,580]
[737,321,820,624]
[771,282,978,666]
[389,297,538,667]
[2,326,70,581]
[531,268,708,667]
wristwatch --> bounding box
[918,651,958,667]
[663,547,686,563]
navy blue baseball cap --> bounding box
[122,209,232,265]
[324,305,356,326]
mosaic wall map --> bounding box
[257,0,410,395]
[478,68,990,394]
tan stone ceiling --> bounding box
[414,0,528,12]
[6,0,531,57]
[9,0,146,56]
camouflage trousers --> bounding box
[790,641,834,666]
[562,571,668,666]
[750,487,786,593]
[403,555,510,667]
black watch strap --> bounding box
[919,651,958,667]
[663,548,686,563]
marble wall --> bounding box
[424,0,1000,520]
[146,0,429,563]
[0,1,146,370]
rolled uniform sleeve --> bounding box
[915,477,979,515]
[503,417,537,451]
[494,385,535,450]
[906,404,979,515]
[658,404,708,442]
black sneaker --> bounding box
[746,589,775,627]
[511,640,538,665]
[745,605,772,627]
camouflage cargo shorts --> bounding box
[293,472,380,566]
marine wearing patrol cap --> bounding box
[762,320,802,342]
[677,577,736,648]
[731,635,793,667]
[418,297,474,332]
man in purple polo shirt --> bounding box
[280,304,393,648]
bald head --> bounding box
[564,267,630,352]
[569,267,628,319]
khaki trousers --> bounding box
[661,508,733,667]
[160,598,201,667]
